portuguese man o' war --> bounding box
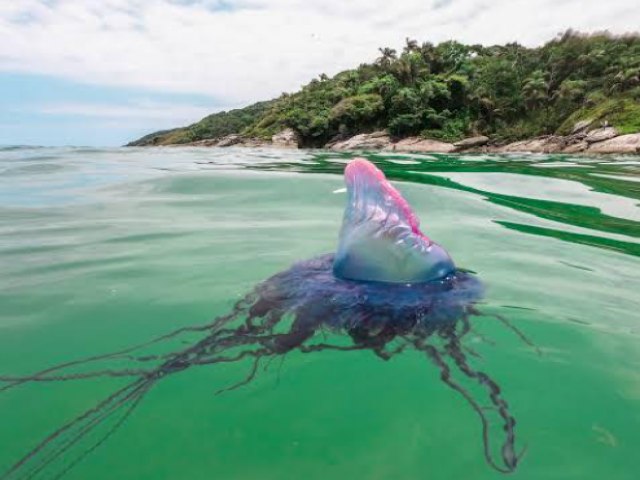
[0,158,533,479]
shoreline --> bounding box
[158,127,640,155]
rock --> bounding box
[271,128,300,148]
[499,140,529,152]
[453,136,489,150]
[330,131,391,151]
[200,134,272,148]
[563,132,587,144]
[242,138,271,148]
[186,139,219,147]
[584,127,618,143]
[500,136,564,153]
[386,137,454,153]
[324,134,349,149]
[366,131,389,139]
[563,141,588,154]
[532,137,564,153]
[587,133,640,154]
[571,119,593,134]
[216,134,243,147]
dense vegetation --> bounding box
[130,31,640,147]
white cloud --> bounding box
[1,0,639,105]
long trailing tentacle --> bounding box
[1,377,150,480]
[213,348,271,395]
[50,382,152,480]
[2,348,267,479]
[0,296,336,480]
[0,296,275,480]
[0,368,153,383]
[0,297,256,394]
[411,334,521,474]
[22,381,153,480]
[443,329,525,472]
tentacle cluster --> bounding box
[1,254,534,479]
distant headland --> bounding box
[128,30,640,154]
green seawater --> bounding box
[1,146,639,480]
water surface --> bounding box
[1,146,639,479]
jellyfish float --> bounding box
[1,158,531,479]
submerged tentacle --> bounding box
[0,368,153,383]
[50,382,152,480]
[2,378,150,480]
[24,381,153,480]
[411,331,520,474]
[417,340,512,473]
[214,349,269,395]
[0,297,256,394]
[443,331,523,472]
[1,293,337,480]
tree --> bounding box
[404,37,419,53]
[376,47,397,69]
[329,94,385,130]
[522,71,549,109]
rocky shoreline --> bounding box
[174,125,640,155]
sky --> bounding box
[1,0,639,146]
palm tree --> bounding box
[522,71,549,109]
[469,88,498,123]
[404,38,419,53]
[376,47,397,69]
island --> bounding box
[128,30,640,154]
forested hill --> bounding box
[128,31,640,147]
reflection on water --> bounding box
[1,145,639,480]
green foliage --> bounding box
[389,114,422,136]
[357,75,400,102]
[558,97,640,135]
[389,88,420,116]
[130,31,640,147]
[329,94,384,129]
